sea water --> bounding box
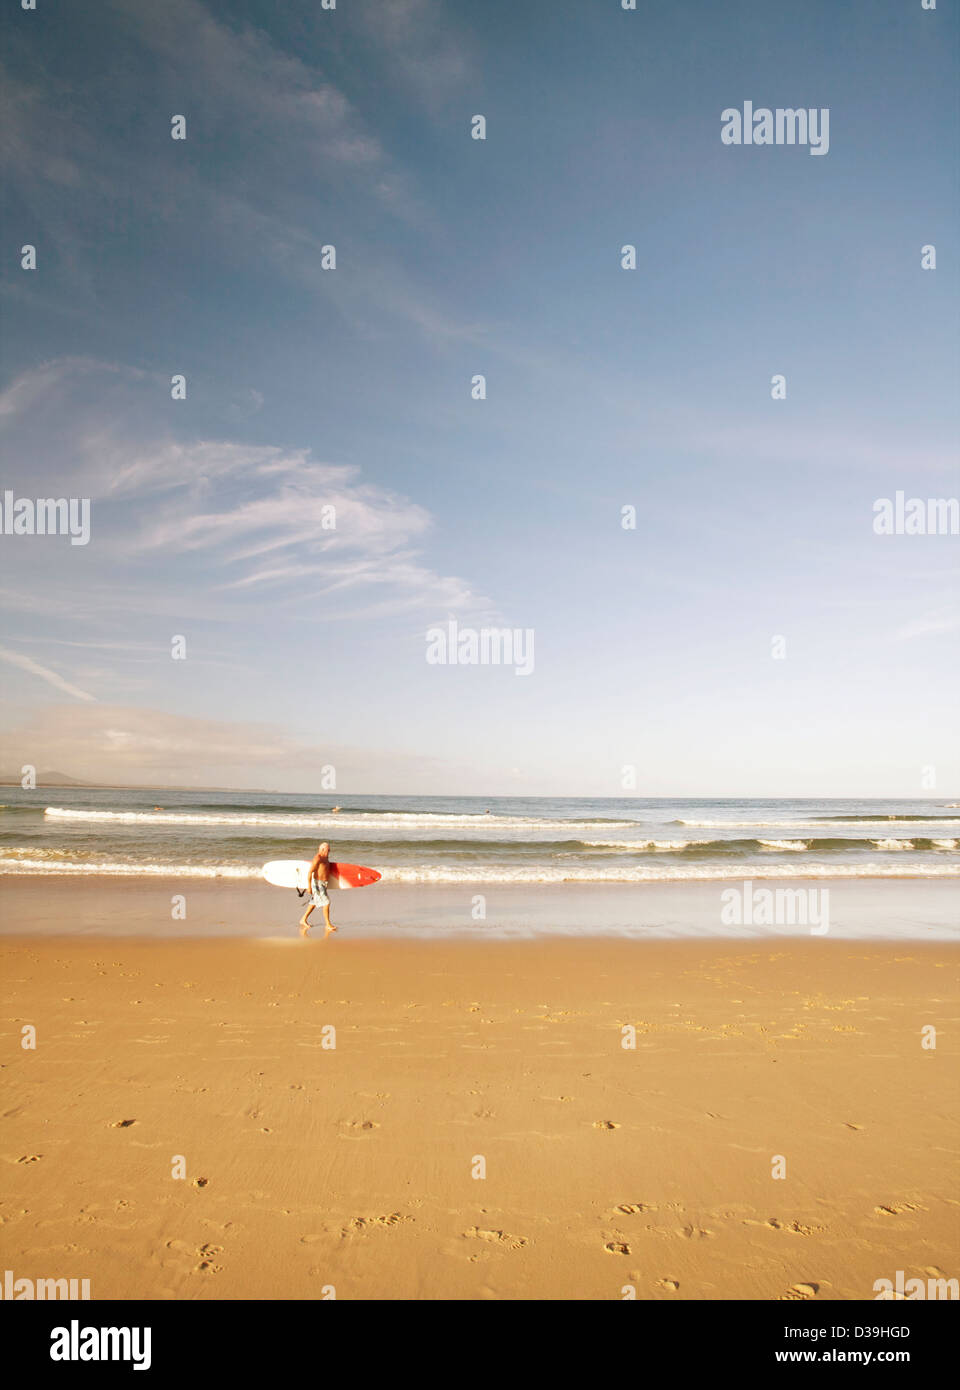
[2,789,958,885]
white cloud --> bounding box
[0,645,96,702]
[108,0,388,176]
[0,359,493,622]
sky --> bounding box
[0,0,957,796]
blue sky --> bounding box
[0,0,957,795]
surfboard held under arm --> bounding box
[262,859,381,891]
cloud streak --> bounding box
[0,359,494,624]
[0,645,96,702]
[1,0,484,344]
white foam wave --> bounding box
[42,806,637,834]
[583,838,693,850]
[932,839,958,849]
[3,856,958,883]
[0,856,261,878]
[870,839,914,850]
[758,839,809,851]
[676,818,960,829]
[378,863,960,884]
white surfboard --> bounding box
[262,859,381,891]
[263,859,312,891]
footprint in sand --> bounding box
[604,1241,631,1255]
[192,1177,208,1189]
[779,1283,819,1300]
[656,1278,679,1291]
[875,1202,923,1216]
[193,1243,223,1274]
[17,1154,42,1163]
[617,1203,657,1215]
[111,1119,137,1128]
[342,1214,413,1237]
[462,1226,527,1249]
[340,1119,379,1133]
[678,1225,714,1240]
[594,1120,620,1130]
[744,1217,825,1235]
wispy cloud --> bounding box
[109,0,389,175]
[0,645,96,702]
[893,611,960,642]
[1,0,481,342]
[0,359,494,623]
[355,0,472,111]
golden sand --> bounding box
[1,937,956,1300]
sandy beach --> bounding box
[1,930,956,1300]
[4,0,958,1333]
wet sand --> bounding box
[1,872,957,941]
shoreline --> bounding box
[1,936,956,1300]
[1,872,957,941]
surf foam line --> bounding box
[378,863,960,884]
[672,818,960,829]
[42,807,639,832]
[581,837,957,853]
[3,859,958,882]
[0,858,262,878]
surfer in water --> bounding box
[299,841,336,940]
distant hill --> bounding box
[0,770,92,787]
[0,773,273,792]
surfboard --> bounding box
[262,859,381,891]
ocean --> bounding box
[2,788,958,884]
